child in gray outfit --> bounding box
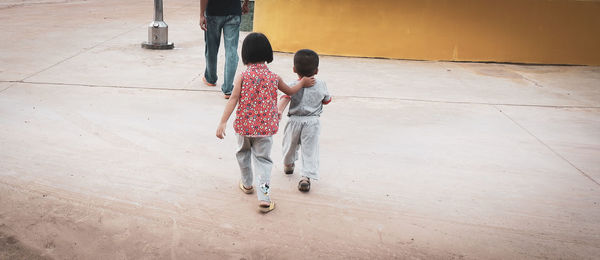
[278,49,332,192]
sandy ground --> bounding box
[1,0,600,259]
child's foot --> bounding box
[258,200,275,213]
[298,177,310,192]
[284,164,294,174]
[239,180,254,194]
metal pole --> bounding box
[154,0,163,21]
[141,0,174,49]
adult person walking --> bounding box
[200,0,250,99]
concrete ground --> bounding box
[1,0,600,259]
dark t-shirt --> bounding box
[206,0,241,16]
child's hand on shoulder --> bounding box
[216,122,227,139]
[300,76,316,88]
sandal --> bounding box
[239,180,254,194]
[202,76,216,87]
[284,164,294,175]
[298,178,310,192]
[258,201,275,213]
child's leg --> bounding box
[282,119,302,167]
[250,136,274,202]
[236,135,253,188]
[300,119,321,180]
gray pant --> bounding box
[282,116,321,180]
[236,135,273,202]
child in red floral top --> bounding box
[216,33,314,213]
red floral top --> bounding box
[234,63,280,136]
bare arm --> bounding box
[277,95,291,119]
[216,75,242,139]
[200,0,209,30]
[277,75,315,96]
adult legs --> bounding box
[221,15,241,95]
[203,15,225,85]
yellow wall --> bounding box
[254,0,600,65]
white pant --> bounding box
[236,135,273,202]
[282,116,321,180]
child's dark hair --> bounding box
[241,32,273,65]
[294,49,319,77]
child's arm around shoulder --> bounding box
[277,75,315,96]
[216,75,242,139]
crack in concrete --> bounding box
[516,72,546,88]
[339,95,600,109]
[20,22,147,82]
[495,105,600,187]
[0,82,17,94]
[0,86,11,94]
[428,63,598,109]
[17,1,194,83]
[4,80,221,93]
[2,80,600,110]
[0,0,81,10]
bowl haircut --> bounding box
[241,32,274,65]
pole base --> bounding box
[141,42,174,50]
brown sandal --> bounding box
[298,178,310,192]
[258,201,275,213]
[284,164,294,175]
[239,180,254,194]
